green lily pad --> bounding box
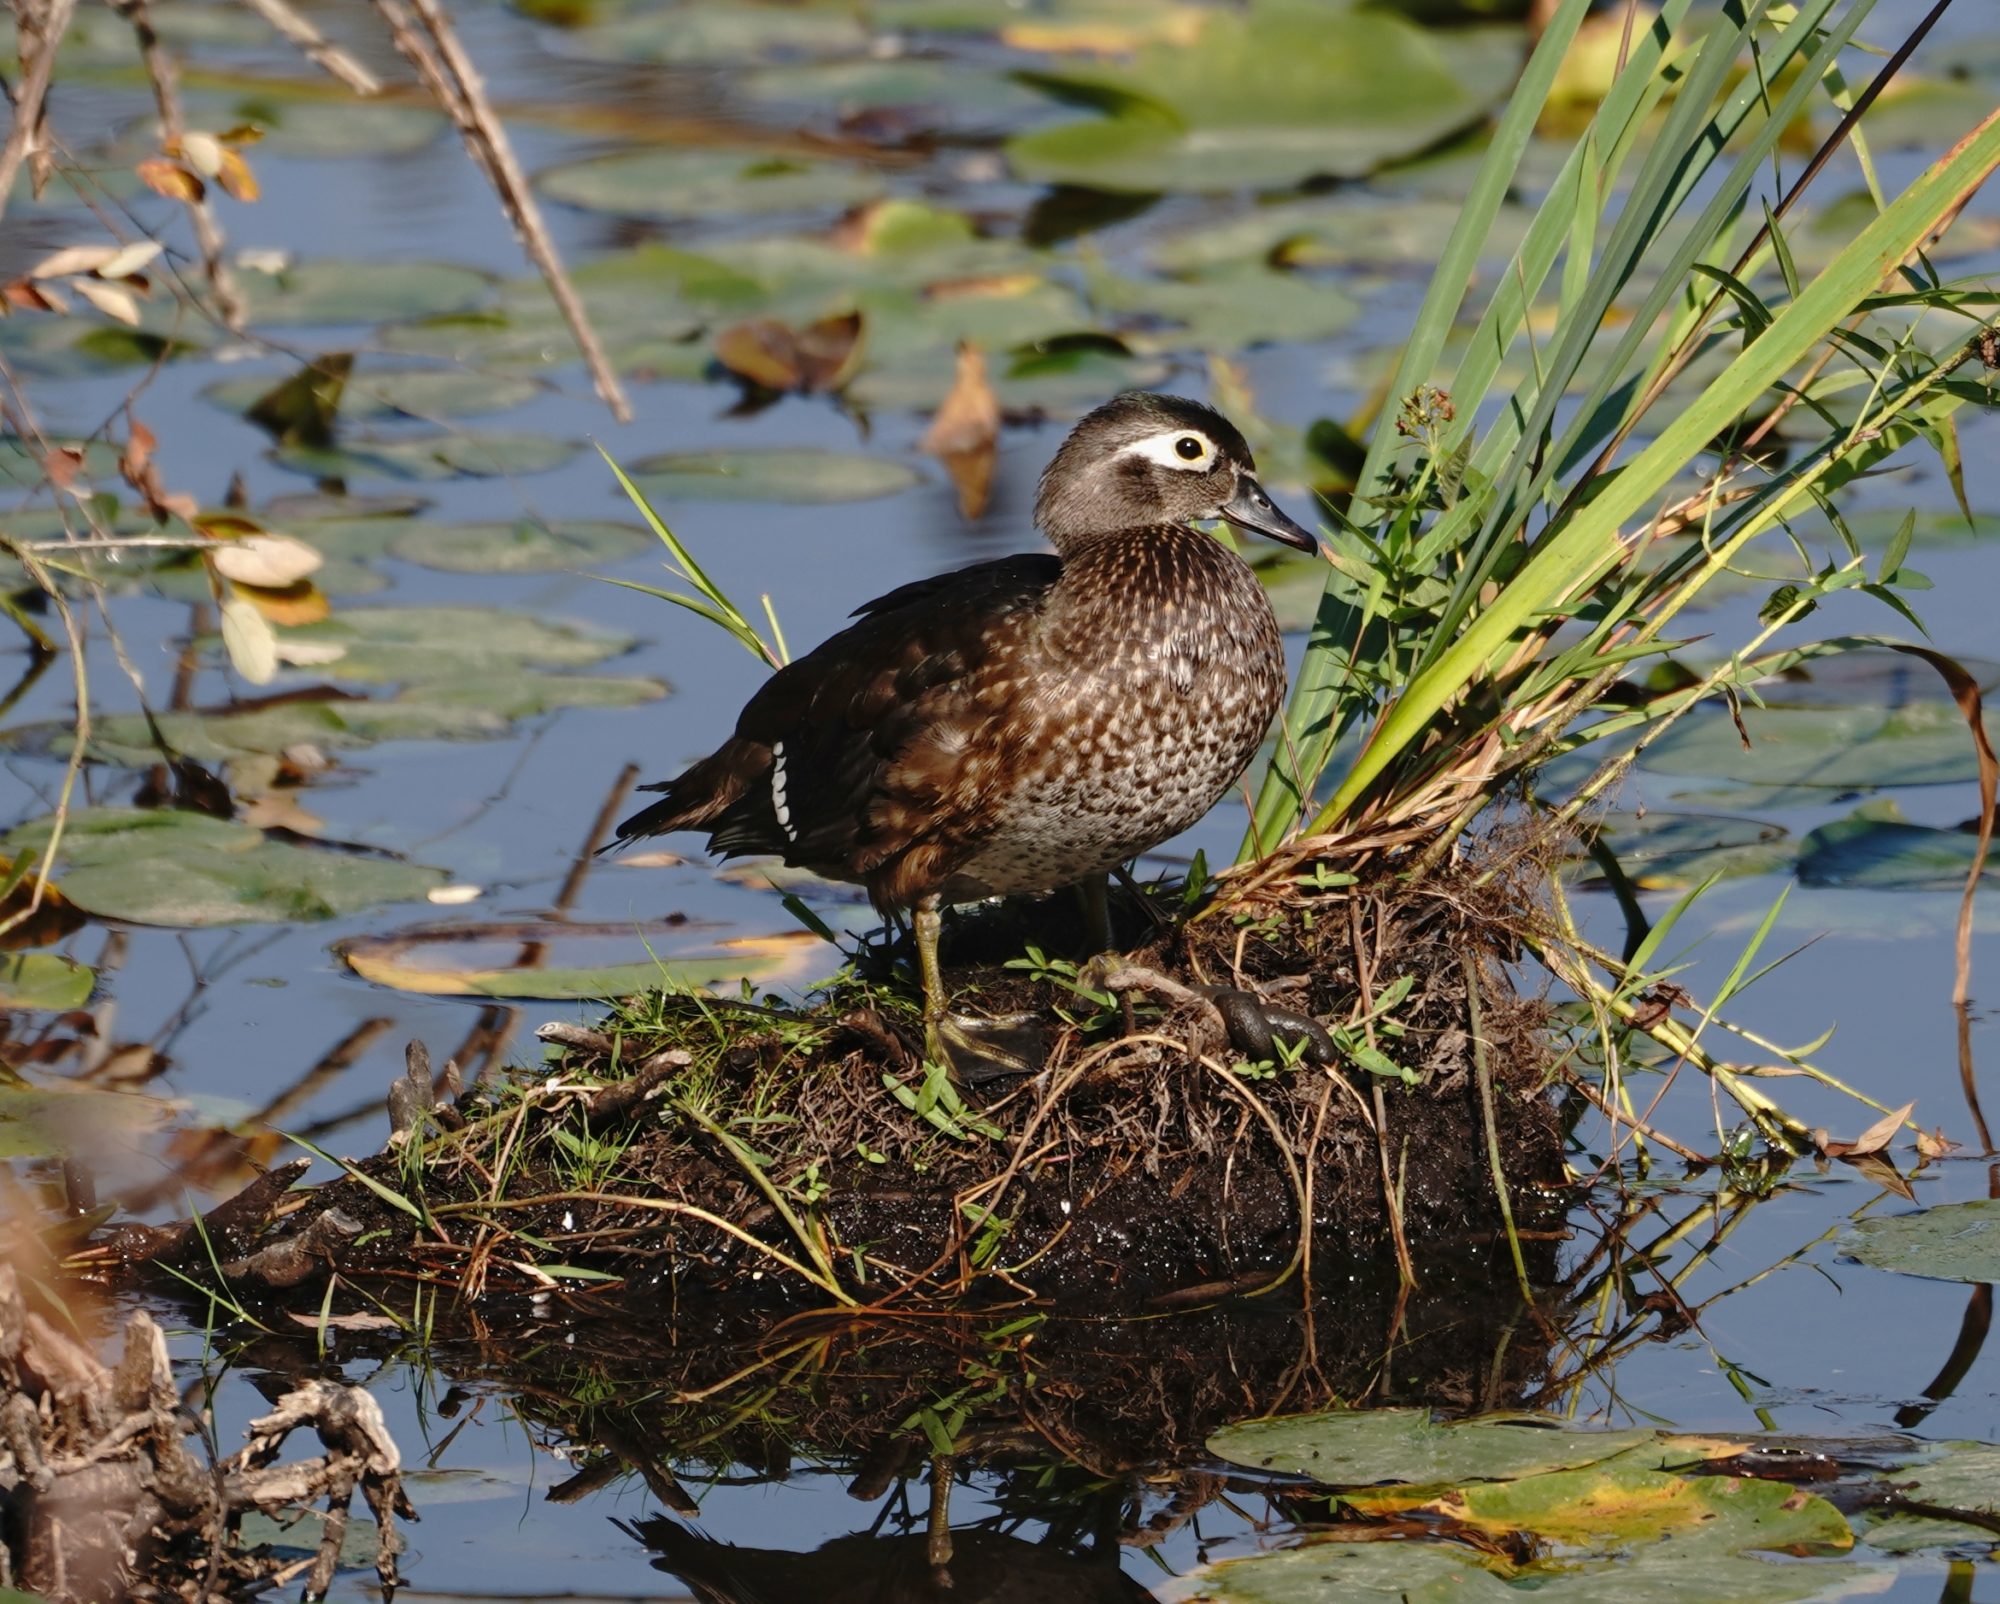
[1797,812,1992,891]
[1582,812,1793,889]
[1208,1409,1653,1487]
[2,808,445,927]
[1639,697,1998,790]
[0,1083,171,1160]
[1088,263,1359,352]
[270,430,578,482]
[0,436,123,488]
[14,675,666,769]
[273,606,636,682]
[208,95,446,159]
[1844,1199,2000,1284]
[1860,1442,2000,1553]
[742,57,1047,126]
[388,518,651,573]
[552,1,869,64]
[1006,1,1519,193]
[632,447,923,504]
[1153,195,1535,275]
[844,342,1169,411]
[204,366,542,423]
[538,149,882,219]
[0,952,95,1011]
[239,261,495,327]
[1194,1528,1877,1604]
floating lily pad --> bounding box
[1859,1442,2000,1553]
[1208,1409,1653,1488]
[388,517,651,573]
[1379,1464,1853,1553]
[211,95,446,158]
[1797,812,1992,891]
[270,430,578,482]
[1089,263,1359,352]
[239,261,495,327]
[0,952,95,1011]
[338,924,824,1000]
[632,447,923,504]
[741,57,1047,126]
[0,1083,171,1160]
[539,149,882,220]
[1844,1199,2000,1284]
[274,605,635,681]
[2,808,445,927]
[1639,697,1997,790]
[1582,812,1793,889]
[0,436,123,488]
[205,366,542,423]
[1006,2,1519,193]
[552,1,869,63]
[1153,195,1536,275]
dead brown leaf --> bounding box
[1916,1126,1961,1161]
[216,147,259,204]
[920,341,999,520]
[713,311,862,393]
[1843,1151,1917,1202]
[136,158,203,202]
[1822,1099,1914,1159]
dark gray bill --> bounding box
[1219,474,1318,551]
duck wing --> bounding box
[615,554,1062,902]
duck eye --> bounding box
[1175,436,1205,461]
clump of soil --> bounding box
[173,842,1570,1310]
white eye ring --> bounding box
[1119,429,1216,470]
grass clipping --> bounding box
[302,837,1566,1308]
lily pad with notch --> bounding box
[2,808,446,927]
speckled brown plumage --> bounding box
[615,393,1319,926]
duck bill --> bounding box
[1219,475,1319,552]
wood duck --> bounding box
[615,392,1319,1068]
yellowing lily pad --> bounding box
[338,923,825,1000]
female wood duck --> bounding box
[615,392,1320,1069]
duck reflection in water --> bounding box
[627,1515,1157,1603]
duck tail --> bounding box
[608,742,768,851]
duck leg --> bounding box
[913,893,952,1069]
[1076,873,1113,957]
[913,895,1042,1081]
